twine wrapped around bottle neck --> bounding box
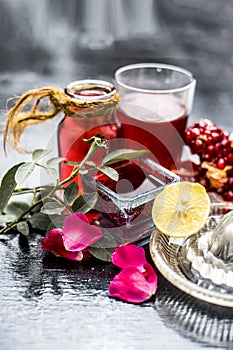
[4,86,120,153]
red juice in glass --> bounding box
[115,63,196,170]
[117,93,188,169]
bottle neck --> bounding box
[64,79,119,119]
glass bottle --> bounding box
[57,79,121,189]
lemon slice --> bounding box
[152,181,211,238]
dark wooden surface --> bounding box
[0,1,233,348]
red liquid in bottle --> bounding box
[117,93,188,170]
[57,85,120,188]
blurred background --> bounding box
[0,0,232,172]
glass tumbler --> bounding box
[115,63,196,170]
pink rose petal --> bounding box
[112,244,147,271]
[109,262,158,303]
[41,228,83,261]
[63,212,103,251]
[143,262,158,287]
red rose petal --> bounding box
[41,228,83,261]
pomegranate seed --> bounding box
[199,119,213,128]
[227,153,233,164]
[203,153,212,161]
[184,130,193,143]
[204,130,212,137]
[228,177,233,187]
[192,127,201,137]
[223,191,233,201]
[193,139,203,154]
[216,151,223,158]
[214,143,223,152]
[211,131,222,142]
[222,148,228,157]
[221,137,230,148]
[206,144,214,154]
[205,136,213,145]
[217,158,226,169]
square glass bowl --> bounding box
[82,157,179,244]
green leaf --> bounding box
[45,167,58,179]
[64,161,80,167]
[96,166,119,182]
[64,182,78,204]
[29,212,52,231]
[32,149,51,162]
[88,247,115,262]
[46,214,68,232]
[90,228,118,248]
[0,163,24,214]
[87,227,118,262]
[46,157,65,168]
[15,162,36,185]
[102,149,148,166]
[17,221,29,236]
[72,192,98,214]
[40,201,66,215]
[0,214,16,225]
[5,201,31,217]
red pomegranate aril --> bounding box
[217,158,226,169]
[223,191,233,201]
[228,177,233,187]
[216,151,222,159]
[221,137,230,148]
[211,131,222,142]
[193,139,204,154]
[206,136,213,145]
[204,129,212,136]
[184,130,193,143]
[192,127,201,137]
[198,126,205,134]
[214,143,223,152]
[203,153,212,161]
[206,144,215,154]
[197,119,212,128]
[228,153,233,164]
[222,149,228,157]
